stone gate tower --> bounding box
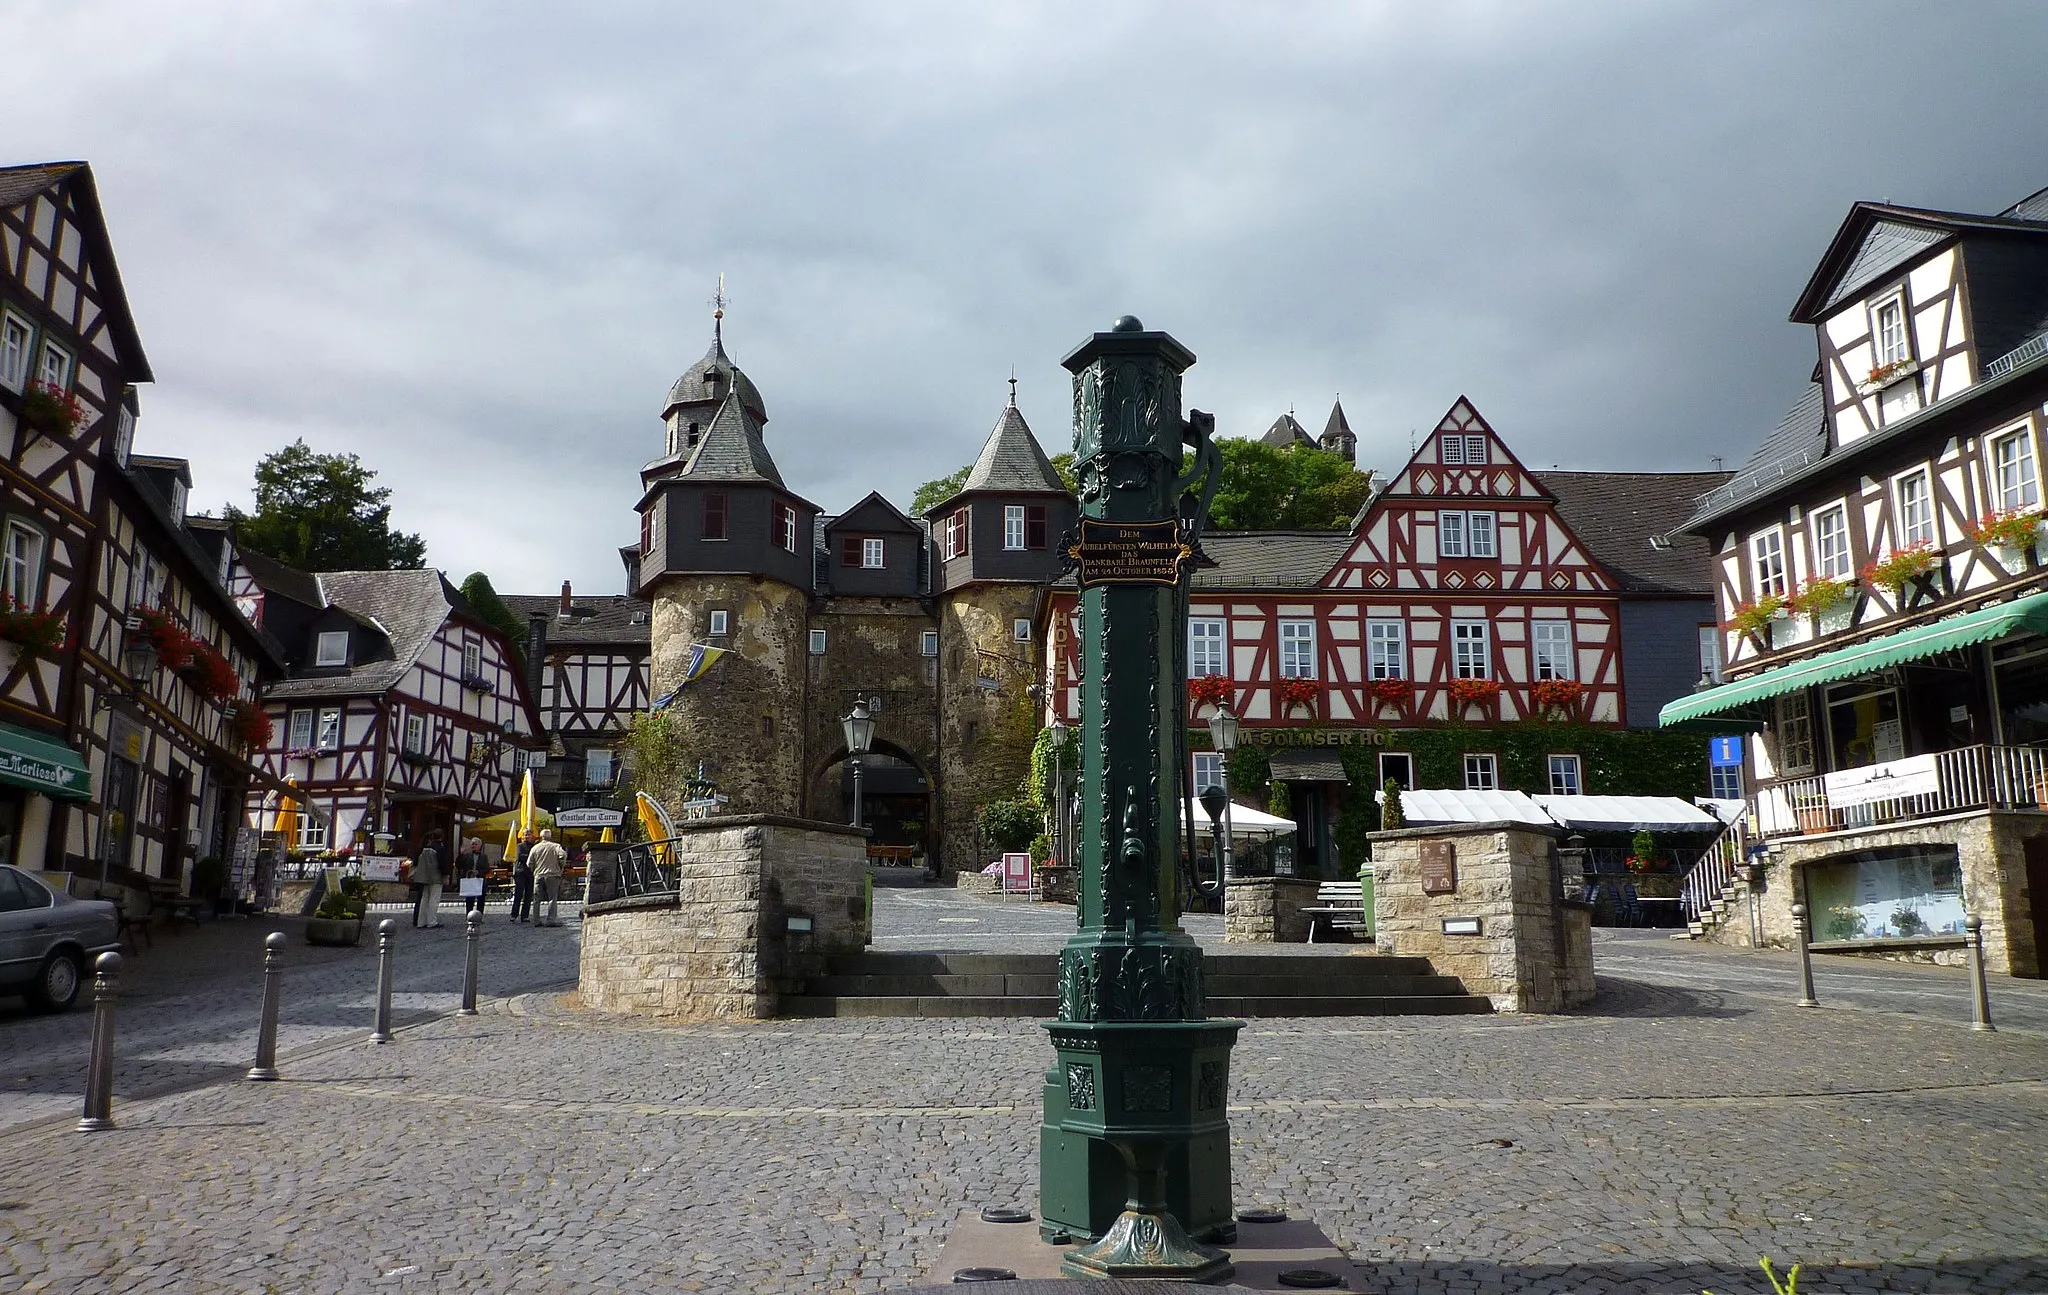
[925,389,1078,874]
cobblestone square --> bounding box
[2,901,2045,1294]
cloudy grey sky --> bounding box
[9,1,2047,596]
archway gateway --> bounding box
[809,746,932,859]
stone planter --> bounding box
[306,916,363,947]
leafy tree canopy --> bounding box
[908,452,1080,516]
[1197,439,1372,531]
[225,440,426,571]
[458,572,526,667]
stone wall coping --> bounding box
[666,814,871,840]
[583,893,679,917]
[1811,933,1968,953]
[1223,875,1322,889]
[1369,821,1563,843]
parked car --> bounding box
[0,864,119,1011]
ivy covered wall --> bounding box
[1201,725,1709,873]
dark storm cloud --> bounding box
[7,1,2046,593]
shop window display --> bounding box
[1805,845,1966,943]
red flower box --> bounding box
[228,703,273,749]
[1366,678,1412,706]
[18,382,84,436]
[1448,678,1500,709]
[1276,678,1320,712]
[1187,675,1233,709]
[132,605,194,671]
[1530,678,1583,715]
[0,594,65,653]
[187,641,240,701]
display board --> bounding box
[1806,846,1966,942]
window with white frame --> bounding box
[286,708,314,751]
[462,641,482,678]
[1437,511,1496,558]
[1547,754,1582,795]
[1004,505,1026,550]
[943,510,969,560]
[1991,427,2040,513]
[809,628,827,656]
[1531,620,1573,681]
[1367,619,1406,680]
[1,519,45,608]
[862,537,885,569]
[1697,625,1723,684]
[0,313,31,391]
[1278,620,1316,678]
[708,608,729,637]
[1895,470,1935,547]
[1451,620,1491,679]
[1013,618,1032,642]
[298,813,328,852]
[1191,752,1224,793]
[1872,295,1910,368]
[113,405,136,468]
[585,748,614,788]
[1776,692,1815,774]
[779,503,798,554]
[314,630,349,667]
[1751,529,1787,598]
[1813,505,1852,578]
[315,707,342,751]
[1439,434,1487,466]
[1439,510,1467,557]
[920,629,938,657]
[1469,511,1497,557]
[403,712,425,754]
[1189,619,1226,676]
[1710,763,1743,800]
[35,340,70,391]
[1463,753,1498,790]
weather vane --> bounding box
[710,273,728,339]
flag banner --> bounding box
[652,644,730,711]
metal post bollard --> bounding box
[247,932,287,1080]
[77,951,121,1131]
[460,907,481,1016]
[369,918,397,1044]
[1966,913,1996,1032]
[1791,902,1819,1008]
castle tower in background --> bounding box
[924,388,1078,874]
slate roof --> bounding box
[1681,383,1828,527]
[266,569,463,699]
[1792,198,2048,322]
[829,491,920,534]
[1191,531,1349,590]
[1321,400,1353,442]
[0,161,150,382]
[942,401,1067,506]
[237,546,326,611]
[0,161,81,211]
[502,594,651,646]
[675,390,784,486]
[1261,414,1312,448]
[662,330,766,423]
[1533,471,1730,596]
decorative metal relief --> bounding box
[1198,1061,1226,1112]
[1067,1062,1097,1111]
[1123,1066,1173,1114]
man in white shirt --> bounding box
[528,829,569,928]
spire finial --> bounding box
[1008,366,1018,408]
[710,273,727,343]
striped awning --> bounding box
[1660,591,2048,727]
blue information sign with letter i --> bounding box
[1709,736,1744,767]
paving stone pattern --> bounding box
[2,893,2046,1292]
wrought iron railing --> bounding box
[1678,817,1748,924]
[1753,744,2048,839]
[607,838,683,900]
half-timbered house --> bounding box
[1044,397,1716,879]
[238,560,541,856]
[0,162,285,911]
[1665,183,2048,977]
[505,583,650,814]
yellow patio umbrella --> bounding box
[636,790,675,863]
[598,826,616,844]
[273,783,301,846]
[515,769,536,837]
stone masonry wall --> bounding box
[648,576,809,819]
[934,584,1041,879]
[579,816,869,1020]
[1370,822,1593,1013]
[1223,876,1321,943]
[801,596,940,835]
[1703,811,2042,977]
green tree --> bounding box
[458,572,526,667]
[1199,439,1372,531]
[225,440,427,571]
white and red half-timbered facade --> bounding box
[1667,183,2048,977]
[239,561,541,857]
[506,583,651,814]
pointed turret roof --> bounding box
[935,398,1067,512]
[662,329,766,425]
[1322,399,1353,441]
[678,390,784,486]
[1262,413,1312,448]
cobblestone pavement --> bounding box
[1,888,2044,1294]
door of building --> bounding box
[164,765,192,883]
[2025,836,2048,978]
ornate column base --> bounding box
[1062,1207,1235,1283]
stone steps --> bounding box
[785,951,1491,1018]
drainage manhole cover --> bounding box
[979,1206,1033,1224]
[1278,1268,1344,1288]
[1238,1206,1289,1224]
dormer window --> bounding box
[167,478,186,519]
[840,536,885,568]
[943,509,970,560]
[315,630,349,667]
[1872,295,1911,368]
[863,538,884,568]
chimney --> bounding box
[558,580,573,617]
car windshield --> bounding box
[0,867,48,911]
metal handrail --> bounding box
[1678,817,1747,924]
[1753,743,2048,839]
[608,838,685,900]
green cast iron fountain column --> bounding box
[1038,317,1240,1282]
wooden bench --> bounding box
[147,880,206,931]
[866,844,916,863]
[1300,880,1368,943]
[98,888,153,954]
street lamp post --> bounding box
[1206,705,1240,880]
[841,700,875,830]
[1048,718,1069,869]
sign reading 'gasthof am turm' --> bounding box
[1067,518,1192,588]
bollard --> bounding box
[369,918,397,1044]
[76,951,121,1132]
[1791,902,1819,1008]
[1966,914,1996,1033]
[460,907,481,1016]
[247,931,287,1080]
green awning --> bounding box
[1661,591,2048,728]
[0,722,91,800]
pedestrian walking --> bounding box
[529,829,569,927]
[510,834,535,923]
[414,830,447,929]
[457,837,490,916]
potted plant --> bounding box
[190,855,229,916]
[1861,544,1942,605]
[1187,674,1232,713]
[17,381,84,436]
[1447,677,1500,716]
[1859,358,1917,392]
[132,605,195,671]
[460,670,494,693]
[1366,677,1411,714]
[1725,593,1786,640]
[1530,678,1583,719]
[1889,906,1925,938]
[0,593,66,654]
[185,640,240,701]
[227,702,273,750]
[1623,829,1657,873]
[1963,507,2042,567]
[307,876,370,946]
[1276,677,1319,716]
